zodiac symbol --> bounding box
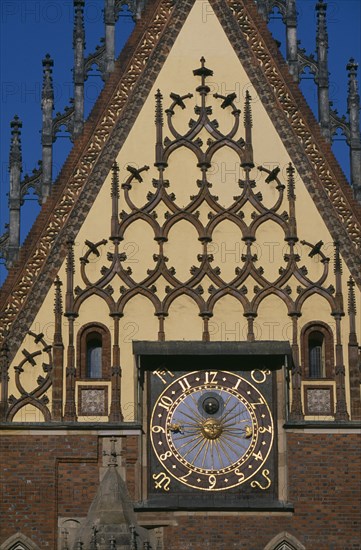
[153,472,171,491]
[251,369,271,384]
[250,469,271,490]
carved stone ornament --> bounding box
[66,60,341,347]
[1,0,360,360]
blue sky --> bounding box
[0,0,360,285]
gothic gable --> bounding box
[0,0,360,357]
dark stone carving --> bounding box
[6,331,53,422]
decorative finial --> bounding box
[242,90,254,167]
[347,58,359,95]
[111,162,120,199]
[193,57,213,89]
[9,115,22,168]
[316,0,327,12]
[54,277,63,315]
[243,90,253,129]
[347,58,358,74]
[346,57,361,201]
[155,89,164,127]
[316,0,328,43]
[334,241,342,274]
[130,525,137,550]
[66,240,75,276]
[90,526,98,550]
[103,437,121,467]
[42,54,54,100]
[73,0,85,46]
[347,276,356,316]
[287,163,296,200]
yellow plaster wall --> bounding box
[6,0,360,421]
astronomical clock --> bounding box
[139,350,283,510]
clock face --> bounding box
[150,370,274,492]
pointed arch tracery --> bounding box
[264,531,306,550]
[51,60,346,422]
[0,533,41,550]
[61,60,340,333]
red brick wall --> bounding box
[1,433,360,550]
[0,435,99,548]
[163,433,361,550]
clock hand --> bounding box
[183,435,207,461]
[169,423,184,434]
[176,409,203,426]
[220,401,247,423]
[168,430,200,443]
[222,411,250,426]
[192,437,209,466]
[201,439,211,469]
[218,434,248,459]
[215,437,233,466]
[178,404,204,423]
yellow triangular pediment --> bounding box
[1,1,360,422]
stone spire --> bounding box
[64,240,77,422]
[333,242,349,421]
[104,0,116,79]
[7,115,22,267]
[52,277,64,421]
[155,89,164,167]
[41,54,54,201]
[0,339,10,421]
[111,162,120,239]
[286,162,297,240]
[347,277,361,419]
[316,0,331,140]
[73,0,85,139]
[74,438,153,548]
[346,58,361,202]
[242,90,254,168]
[285,0,298,79]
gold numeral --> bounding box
[205,371,218,384]
[180,470,192,482]
[178,377,191,391]
[151,425,165,434]
[250,469,271,490]
[208,474,216,489]
[250,396,265,409]
[153,472,171,491]
[259,425,272,434]
[232,378,242,390]
[158,395,173,410]
[160,451,172,461]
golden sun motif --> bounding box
[167,388,254,472]
[150,370,274,491]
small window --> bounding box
[77,323,111,379]
[308,330,325,378]
[301,322,334,379]
[86,332,103,378]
